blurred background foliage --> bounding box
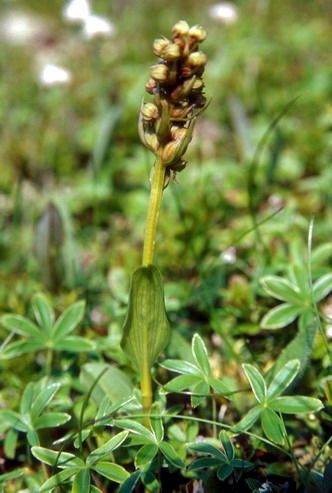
[0,0,331,376]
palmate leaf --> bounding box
[121,265,170,374]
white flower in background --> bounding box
[0,10,45,45]
[220,246,237,264]
[209,2,239,24]
[82,14,115,39]
[62,0,91,23]
[38,63,72,87]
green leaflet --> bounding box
[121,265,170,374]
[267,318,317,384]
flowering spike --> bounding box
[140,20,208,180]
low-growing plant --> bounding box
[1,18,331,493]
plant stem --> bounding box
[142,152,166,266]
[45,348,53,378]
[141,151,166,423]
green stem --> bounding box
[142,152,166,266]
[45,348,53,378]
[141,152,166,423]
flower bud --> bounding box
[141,102,159,122]
[161,140,183,164]
[153,38,170,57]
[150,63,169,82]
[181,65,195,78]
[144,130,159,153]
[161,42,181,61]
[170,126,188,140]
[171,104,192,119]
[189,25,207,42]
[187,51,207,67]
[192,78,204,90]
[172,20,189,36]
[170,159,187,172]
[145,78,158,94]
[170,75,196,101]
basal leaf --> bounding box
[269,396,324,414]
[242,364,266,403]
[261,303,302,330]
[93,462,129,483]
[267,359,300,398]
[121,265,170,375]
[192,334,211,376]
[53,300,85,341]
[260,276,303,304]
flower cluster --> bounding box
[139,20,208,182]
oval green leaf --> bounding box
[121,265,170,374]
[261,303,302,330]
[269,396,324,414]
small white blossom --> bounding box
[0,11,45,45]
[220,246,237,264]
[82,14,115,39]
[209,2,239,24]
[38,63,72,87]
[62,0,91,23]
